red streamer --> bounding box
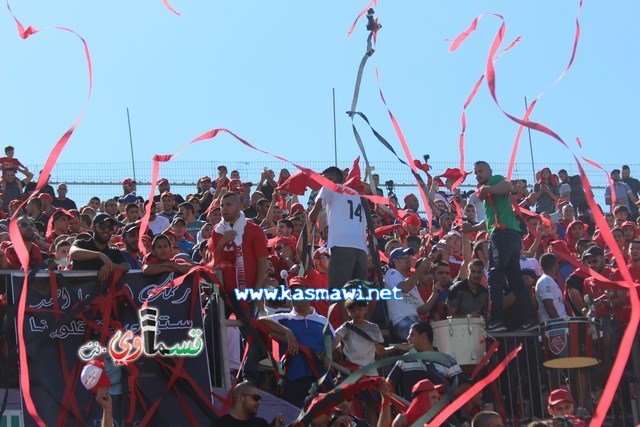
[6,2,93,425]
[427,344,522,426]
[162,0,181,16]
[576,137,616,207]
[448,6,638,424]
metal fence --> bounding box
[28,160,630,209]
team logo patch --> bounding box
[547,328,568,355]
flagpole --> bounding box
[524,97,536,179]
[333,88,338,165]
[126,107,137,181]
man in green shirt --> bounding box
[461,161,537,332]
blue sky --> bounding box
[2,0,638,190]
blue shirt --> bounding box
[268,309,334,381]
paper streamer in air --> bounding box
[448,6,639,424]
[6,2,93,426]
[162,0,181,16]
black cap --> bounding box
[93,213,115,226]
[122,222,140,235]
[171,216,186,226]
[581,246,604,260]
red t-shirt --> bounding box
[584,267,628,323]
[207,221,268,293]
[5,244,44,270]
[0,157,23,174]
[306,268,330,317]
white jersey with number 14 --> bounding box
[316,186,367,252]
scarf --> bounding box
[214,212,248,289]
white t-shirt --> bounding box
[467,193,485,222]
[148,215,170,235]
[316,186,367,252]
[520,256,542,276]
[384,269,424,325]
[335,320,384,375]
[535,274,568,322]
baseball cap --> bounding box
[80,359,111,393]
[51,209,73,222]
[404,214,421,227]
[288,275,310,291]
[171,216,186,226]
[118,193,138,203]
[389,247,415,264]
[228,179,247,193]
[412,379,444,395]
[404,193,418,204]
[38,193,53,203]
[93,213,115,226]
[445,230,462,239]
[157,178,169,186]
[199,176,212,183]
[122,178,136,186]
[217,165,227,172]
[290,203,305,215]
[122,222,140,235]
[313,246,329,259]
[160,191,174,199]
[581,246,604,260]
[548,389,574,406]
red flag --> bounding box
[344,156,365,193]
[276,171,321,195]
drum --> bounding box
[431,316,486,365]
[540,317,601,369]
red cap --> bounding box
[290,203,305,215]
[621,221,637,229]
[122,178,136,186]
[38,193,53,202]
[404,193,418,204]
[199,176,212,183]
[160,191,174,199]
[404,214,421,227]
[269,236,296,249]
[412,379,444,395]
[157,178,169,186]
[80,359,111,393]
[548,389,574,406]
[313,246,329,259]
[229,179,247,193]
[288,275,311,290]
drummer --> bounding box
[446,259,489,318]
[535,253,568,322]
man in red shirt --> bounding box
[1,215,45,270]
[582,246,628,377]
[207,192,268,296]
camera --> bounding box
[385,180,394,191]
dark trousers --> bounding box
[283,377,315,408]
[328,246,368,289]
[488,228,535,323]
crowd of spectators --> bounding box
[3,144,640,426]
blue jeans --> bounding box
[488,228,535,323]
[392,315,420,342]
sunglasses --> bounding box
[242,393,261,401]
[18,221,34,229]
